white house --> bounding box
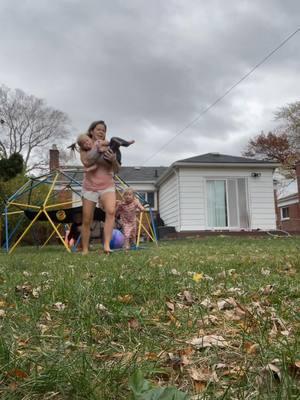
[49,147,280,232]
[156,153,279,232]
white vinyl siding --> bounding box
[176,167,276,231]
[158,172,179,230]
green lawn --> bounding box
[0,236,299,399]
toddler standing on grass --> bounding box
[116,188,145,250]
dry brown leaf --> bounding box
[288,360,300,378]
[117,294,133,304]
[256,363,281,386]
[260,284,275,295]
[189,367,218,382]
[128,318,140,330]
[6,368,28,379]
[217,270,226,278]
[193,381,206,393]
[244,341,259,355]
[53,302,66,311]
[200,298,213,309]
[167,311,181,327]
[261,268,271,276]
[170,268,181,276]
[94,351,133,362]
[217,297,237,311]
[166,301,175,312]
[187,335,228,349]
[0,300,8,307]
[198,314,219,326]
[144,352,159,361]
[182,290,194,305]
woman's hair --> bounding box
[87,120,107,137]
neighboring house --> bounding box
[115,166,167,210]
[49,145,167,210]
[50,147,281,232]
[156,153,279,232]
[276,162,300,232]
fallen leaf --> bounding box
[182,290,194,305]
[260,284,275,295]
[244,341,259,355]
[217,297,237,311]
[198,315,219,326]
[168,312,181,327]
[200,298,213,309]
[53,302,66,311]
[0,300,7,307]
[128,318,140,330]
[96,303,108,312]
[261,268,271,276]
[193,273,203,283]
[288,360,300,379]
[189,367,218,382]
[170,268,181,276]
[118,294,133,304]
[256,363,281,386]
[193,381,206,393]
[187,335,228,349]
[166,301,175,313]
[6,368,28,379]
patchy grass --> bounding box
[0,236,299,399]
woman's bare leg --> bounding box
[81,198,96,255]
[101,190,116,252]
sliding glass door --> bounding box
[206,178,249,228]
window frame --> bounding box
[280,206,290,220]
[205,178,249,229]
[136,191,156,210]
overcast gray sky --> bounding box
[1,0,299,166]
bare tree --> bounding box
[0,85,70,171]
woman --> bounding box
[80,120,119,254]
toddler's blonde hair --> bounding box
[76,133,90,147]
[123,187,134,195]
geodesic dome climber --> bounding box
[1,169,105,254]
[2,169,158,254]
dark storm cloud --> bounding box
[0,0,299,165]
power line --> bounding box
[142,27,300,165]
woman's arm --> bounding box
[80,148,100,167]
[104,149,120,173]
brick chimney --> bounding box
[49,144,59,171]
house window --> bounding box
[280,207,289,220]
[136,191,155,208]
[206,178,248,228]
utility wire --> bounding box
[142,27,300,165]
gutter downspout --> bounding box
[174,168,181,232]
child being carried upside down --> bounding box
[76,133,134,171]
[116,188,145,250]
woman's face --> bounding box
[91,123,106,141]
